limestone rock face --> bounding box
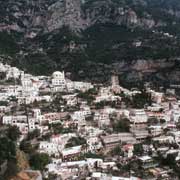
[46,0,85,31]
[0,0,172,33]
[0,0,180,85]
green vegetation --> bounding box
[20,140,35,154]
[6,125,21,141]
[112,118,130,133]
[0,137,16,164]
[27,129,40,141]
[131,91,152,108]
[11,22,180,82]
[0,32,19,55]
[0,0,180,87]
[84,152,104,159]
[157,152,180,178]
[30,153,50,171]
[111,146,123,156]
[0,72,6,80]
[0,126,21,179]
[0,101,8,106]
[121,90,152,109]
[77,88,97,104]
[133,143,144,156]
[50,123,74,135]
[65,136,87,148]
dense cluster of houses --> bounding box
[0,63,180,179]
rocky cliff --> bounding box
[1,0,180,86]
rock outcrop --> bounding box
[0,0,180,85]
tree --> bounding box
[112,118,130,132]
[0,127,19,179]
[84,152,104,159]
[20,140,35,154]
[131,90,152,108]
[27,129,40,140]
[50,123,73,135]
[30,153,50,171]
[0,101,8,106]
[0,72,6,80]
[65,136,86,148]
[77,89,96,104]
[160,119,166,124]
[0,137,16,164]
[111,146,123,156]
[6,126,21,141]
[8,96,18,102]
[133,143,143,156]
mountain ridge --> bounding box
[0,0,180,86]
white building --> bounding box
[86,136,102,153]
[150,90,164,104]
[130,109,148,124]
[171,110,180,122]
[62,94,78,106]
[0,63,8,72]
[2,115,40,134]
[61,145,82,160]
[73,81,93,92]
[52,71,66,92]
[95,87,121,103]
[66,80,75,92]
[2,115,29,134]
[153,136,174,144]
[122,144,134,158]
[39,141,59,156]
[6,85,22,97]
[84,126,103,137]
[50,133,76,151]
[169,131,180,143]
[3,115,27,125]
[147,104,163,112]
[71,111,86,122]
[149,125,163,137]
[94,110,110,128]
[6,67,22,80]
[21,74,39,96]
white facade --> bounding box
[130,109,148,123]
[6,67,21,79]
[66,80,75,92]
[52,71,66,92]
[86,136,102,153]
[62,94,77,106]
[2,115,39,134]
[7,85,22,97]
[71,111,85,121]
[84,126,103,137]
[50,133,76,151]
[39,141,59,156]
[61,145,82,158]
[73,81,93,92]
[2,115,29,134]
[172,110,180,122]
[21,75,39,97]
[94,110,110,128]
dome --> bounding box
[52,71,64,79]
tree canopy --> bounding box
[30,153,50,171]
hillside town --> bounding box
[0,63,180,180]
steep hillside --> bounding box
[1,0,180,85]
